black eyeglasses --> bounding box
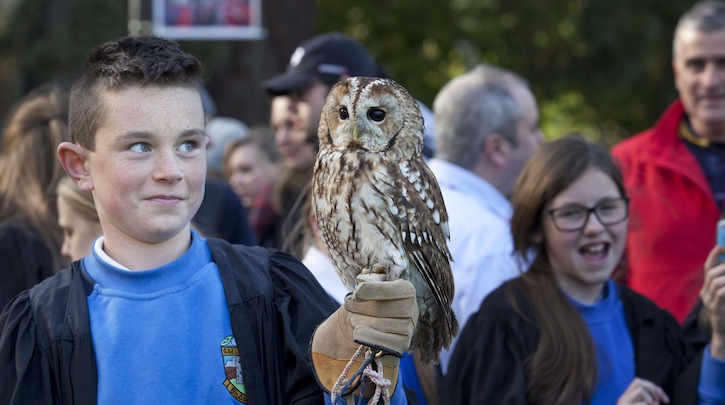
[544,197,630,232]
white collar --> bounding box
[428,158,512,220]
[92,236,131,271]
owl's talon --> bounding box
[356,273,387,283]
[361,264,387,275]
[370,264,387,275]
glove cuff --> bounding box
[310,309,401,397]
[311,348,401,398]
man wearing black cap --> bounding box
[263,32,379,170]
[261,33,380,259]
[264,32,379,95]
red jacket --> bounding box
[611,100,720,323]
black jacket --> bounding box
[0,219,58,310]
[443,281,702,405]
[0,238,338,404]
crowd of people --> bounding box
[0,1,725,404]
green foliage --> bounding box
[0,0,230,96]
[0,0,127,88]
[0,0,696,144]
[317,0,691,143]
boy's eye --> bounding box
[129,143,151,153]
[178,140,200,153]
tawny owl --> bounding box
[312,76,458,364]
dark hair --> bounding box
[508,134,626,404]
[69,36,204,150]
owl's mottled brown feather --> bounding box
[312,76,458,363]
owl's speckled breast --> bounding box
[313,150,408,289]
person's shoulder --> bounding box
[26,266,86,313]
[611,127,655,157]
[207,237,271,270]
[444,188,510,236]
[466,206,510,233]
[205,176,242,207]
[210,239,339,316]
[617,282,657,306]
[2,266,87,344]
[207,238,315,287]
[207,237,285,265]
[0,218,42,244]
[471,280,528,322]
[458,279,538,352]
[485,278,524,303]
[480,282,510,307]
[0,219,55,273]
[612,100,684,159]
[617,283,679,323]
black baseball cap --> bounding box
[263,32,378,95]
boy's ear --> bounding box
[57,142,94,192]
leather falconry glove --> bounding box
[311,278,419,397]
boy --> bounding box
[0,36,415,404]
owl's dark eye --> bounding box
[368,108,386,122]
[339,107,349,120]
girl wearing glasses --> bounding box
[443,135,725,404]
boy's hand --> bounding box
[310,279,418,396]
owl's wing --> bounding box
[389,158,456,336]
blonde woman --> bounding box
[57,176,102,261]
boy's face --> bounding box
[84,85,207,245]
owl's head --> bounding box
[318,77,424,155]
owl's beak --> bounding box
[353,122,367,141]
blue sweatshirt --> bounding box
[570,280,635,405]
[84,231,243,404]
[571,280,725,405]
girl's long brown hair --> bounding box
[0,85,70,268]
[509,134,626,405]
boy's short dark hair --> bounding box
[69,36,204,150]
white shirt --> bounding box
[302,245,349,304]
[428,158,524,374]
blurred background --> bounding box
[0,0,694,145]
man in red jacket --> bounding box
[612,0,725,323]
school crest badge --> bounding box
[220,336,246,403]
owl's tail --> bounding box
[412,293,459,364]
